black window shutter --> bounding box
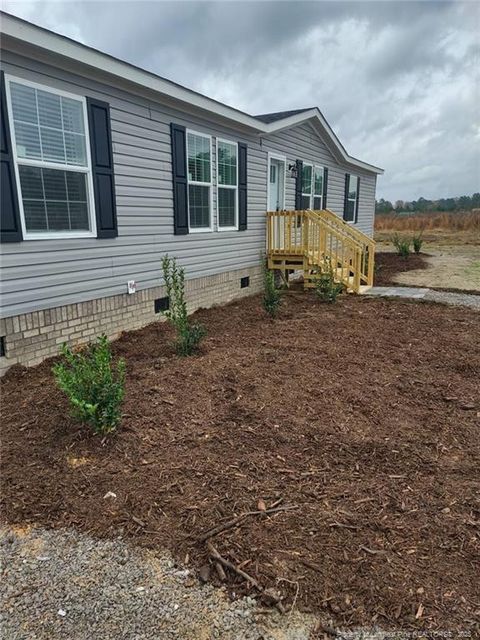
[238,142,247,231]
[322,167,328,210]
[0,71,22,243]
[295,159,303,210]
[343,173,350,220]
[170,123,189,235]
[86,97,118,238]
[355,177,360,223]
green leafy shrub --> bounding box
[412,232,424,254]
[161,255,206,356]
[391,233,411,257]
[52,335,126,434]
[262,262,281,318]
[315,258,344,303]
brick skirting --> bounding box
[0,265,263,376]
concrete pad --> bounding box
[363,286,430,299]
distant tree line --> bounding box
[376,193,480,215]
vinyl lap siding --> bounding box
[262,123,377,236]
[0,50,268,317]
[0,47,377,318]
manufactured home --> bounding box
[0,12,383,375]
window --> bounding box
[344,174,359,222]
[270,164,276,184]
[6,77,96,238]
[217,139,238,229]
[301,163,312,209]
[187,130,212,230]
[313,166,324,210]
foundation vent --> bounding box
[154,297,170,314]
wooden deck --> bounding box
[266,209,375,293]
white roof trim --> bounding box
[0,11,384,175]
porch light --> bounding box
[288,163,298,179]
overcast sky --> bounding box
[2,0,479,201]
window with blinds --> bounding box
[6,78,95,237]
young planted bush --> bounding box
[262,262,281,318]
[315,258,344,303]
[161,255,206,356]
[412,232,424,254]
[391,233,411,257]
[52,335,126,435]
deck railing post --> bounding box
[353,248,361,292]
[367,244,374,286]
[303,212,309,255]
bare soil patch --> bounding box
[1,294,479,634]
[375,246,480,294]
[374,252,430,287]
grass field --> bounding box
[375,210,480,232]
[375,210,480,246]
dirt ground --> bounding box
[374,252,430,287]
[374,235,480,292]
[1,294,479,635]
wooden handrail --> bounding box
[320,208,374,246]
[266,209,375,291]
[314,209,376,287]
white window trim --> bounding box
[267,152,286,213]
[345,174,359,224]
[301,161,313,209]
[186,128,213,233]
[4,74,97,241]
[216,137,239,231]
[313,165,325,211]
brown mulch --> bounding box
[374,252,430,286]
[1,294,480,633]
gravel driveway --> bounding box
[0,525,314,640]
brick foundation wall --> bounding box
[0,265,263,376]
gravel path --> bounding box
[423,289,480,309]
[364,286,480,310]
[0,525,315,640]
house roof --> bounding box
[254,108,315,124]
[0,11,383,175]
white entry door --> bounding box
[268,156,286,249]
[268,158,285,211]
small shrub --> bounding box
[52,335,126,434]
[412,232,424,254]
[391,233,411,257]
[262,262,281,318]
[315,258,344,303]
[161,255,206,356]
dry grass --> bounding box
[374,210,480,246]
[375,210,480,232]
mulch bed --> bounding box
[374,252,430,286]
[2,294,479,634]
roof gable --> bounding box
[255,108,314,124]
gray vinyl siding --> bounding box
[0,47,377,318]
[261,123,377,236]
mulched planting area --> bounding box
[2,294,479,634]
[374,252,429,286]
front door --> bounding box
[268,157,286,250]
[268,158,285,211]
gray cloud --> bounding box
[2,0,478,201]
